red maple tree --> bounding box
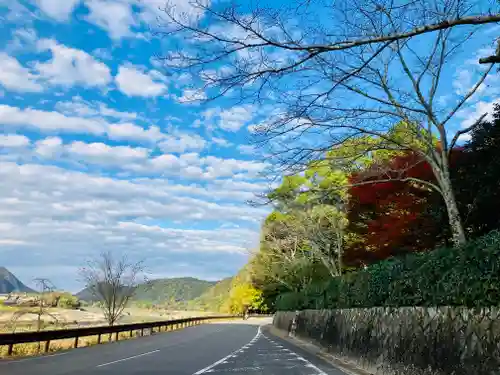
[343,152,447,267]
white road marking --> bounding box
[261,331,328,375]
[1,352,68,364]
[96,350,160,367]
[193,326,261,375]
[306,362,328,374]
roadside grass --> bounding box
[0,324,185,359]
[0,331,141,358]
[0,305,22,312]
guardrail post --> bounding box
[115,332,119,341]
[97,334,101,344]
[44,340,50,353]
[74,337,79,348]
[141,328,144,336]
[7,343,13,356]
[130,330,133,337]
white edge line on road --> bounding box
[193,326,261,375]
[96,349,160,368]
[1,352,69,365]
[261,331,327,375]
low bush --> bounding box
[276,230,500,310]
[57,294,81,309]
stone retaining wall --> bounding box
[273,307,500,375]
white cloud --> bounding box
[202,155,268,179]
[457,133,471,143]
[6,27,38,52]
[0,103,168,146]
[176,88,207,104]
[92,48,113,61]
[35,39,112,87]
[99,104,138,120]
[85,0,135,40]
[0,104,106,134]
[36,0,81,21]
[1,0,34,23]
[0,53,43,92]
[219,106,254,131]
[67,141,150,165]
[458,98,500,129]
[238,144,256,155]
[135,0,206,26]
[56,97,138,121]
[108,123,164,143]
[34,136,63,157]
[158,133,207,153]
[0,134,30,148]
[118,149,268,181]
[212,137,232,147]
[115,65,167,97]
[0,160,267,289]
[200,106,255,132]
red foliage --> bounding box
[344,152,445,268]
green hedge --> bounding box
[276,230,500,310]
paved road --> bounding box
[0,321,346,375]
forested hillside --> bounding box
[188,277,233,311]
[134,277,216,304]
[77,277,215,304]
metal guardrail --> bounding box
[0,315,240,356]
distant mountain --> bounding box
[76,277,216,303]
[134,277,216,303]
[74,287,94,302]
[75,283,135,302]
[0,267,36,294]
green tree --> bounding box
[453,103,500,237]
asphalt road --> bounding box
[0,321,347,375]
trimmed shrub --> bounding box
[276,230,500,310]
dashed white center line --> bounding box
[193,326,261,374]
[96,350,160,367]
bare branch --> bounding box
[449,112,488,151]
[79,251,147,326]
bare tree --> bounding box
[158,0,500,245]
[6,278,60,336]
[79,251,147,326]
[33,278,56,333]
[256,218,317,291]
[301,206,347,278]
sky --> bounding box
[0,0,498,292]
[0,0,275,292]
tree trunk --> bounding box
[439,172,466,246]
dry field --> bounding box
[0,306,216,358]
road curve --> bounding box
[0,320,346,375]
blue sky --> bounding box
[0,0,274,292]
[0,0,498,292]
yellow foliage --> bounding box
[222,283,265,314]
